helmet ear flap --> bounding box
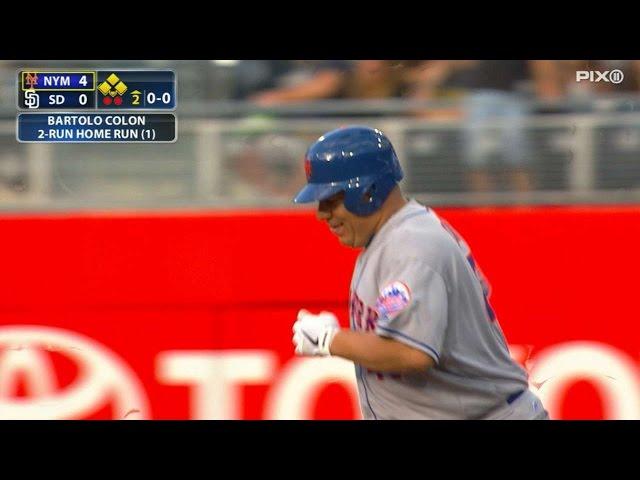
[343,176,392,216]
[355,178,378,215]
[363,183,376,203]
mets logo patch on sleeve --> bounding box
[376,281,412,319]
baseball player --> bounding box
[291,125,549,420]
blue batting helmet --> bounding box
[293,126,403,216]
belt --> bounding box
[506,389,526,404]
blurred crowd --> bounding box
[223,60,640,195]
[232,60,640,107]
[2,60,640,204]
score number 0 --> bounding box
[131,91,172,106]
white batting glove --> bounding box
[292,309,340,357]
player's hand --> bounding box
[292,309,340,357]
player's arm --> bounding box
[293,256,447,373]
[329,329,435,372]
[292,310,435,373]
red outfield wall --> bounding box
[0,206,639,419]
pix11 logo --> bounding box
[576,69,624,84]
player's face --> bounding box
[316,192,377,248]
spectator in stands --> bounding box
[227,123,309,202]
[247,60,405,106]
[404,60,535,193]
[232,61,294,100]
[340,60,404,99]
[248,61,352,105]
[529,60,640,107]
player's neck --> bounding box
[372,189,408,237]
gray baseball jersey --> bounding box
[349,199,534,419]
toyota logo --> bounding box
[0,326,150,419]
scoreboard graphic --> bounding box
[17,69,177,143]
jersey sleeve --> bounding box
[374,257,448,364]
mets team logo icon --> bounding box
[304,156,312,180]
[376,281,411,319]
